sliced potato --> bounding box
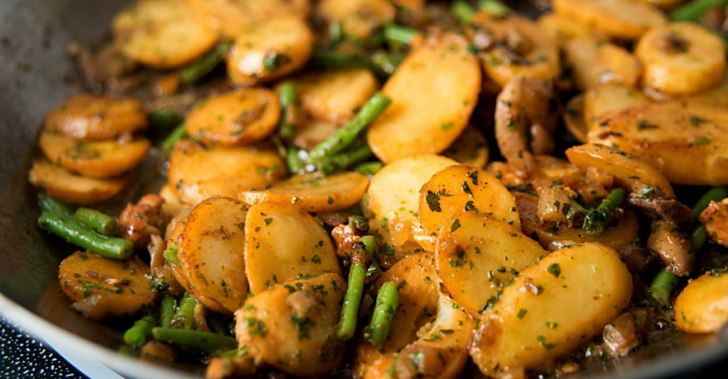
[292,118,339,150]
[367,32,481,163]
[39,132,149,178]
[287,69,379,123]
[583,84,652,130]
[471,13,560,87]
[177,197,249,313]
[186,89,280,147]
[563,95,588,143]
[365,155,457,251]
[552,0,666,40]
[112,0,218,69]
[44,94,147,141]
[244,202,341,294]
[436,213,546,315]
[469,243,632,374]
[443,127,489,168]
[638,0,687,8]
[168,142,286,205]
[418,165,520,238]
[187,0,309,38]
[58,251,154,320]
[239,172,369,213]
[674,270,728,334]
[636,23,726,96]
[29,159,130,204]
[227,16,313,87]
[585,103,728,186]
[565,36,643,91]
[537,13,596,47]
[318,0,395,40]
[235,273,346,377]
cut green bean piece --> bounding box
[38,212,134,260]
[164,244,181,266]
[180,40,233,85]
[329,22,343,44]
[152,327,237,352]
[691,225,708,253]
[364,281,399,349]
[278,82,298,140]
[313,51,387,78]
[161,123,188,153]
[354,161,384,176]
[452,1,476,24]
[38,192,73,218]
[479,0,510,15]
[149,109,183,130]
[384,24,418,45]
[582,188,626,236]
[370,51,404,76]
[691,186,728,225]
[287,147,306,174]
[337,263,367,340]
[649,269,680,306]
[360,235,377,256]
[171,293,197,330]
[124,314,158,347]
[160,296,177,328]
[670,0,728,22]
[74,208,117,236]
[321,142,374,173]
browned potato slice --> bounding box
[235,273,346,377]
[187,0,309,38]
[292,118,339,150]
[366,155,458,251]
[674,270,728,333]
[418,165,520,238]
[636,23,726,96]
[240,172,369,213]
[318,0,395,40]
[583,84,652,130]
[436,213,545,315]
[286,69,379,123]
[186,89,280,147]
[227,16,313,87]
[244,202,341,294]
[584,103,728,185]
[471,13,560,87]
[112,0,218,69]
[443,127,489,168]
[168,142,286,205]
[44,94,147,141]
[470,243,632,375]
[29,159,130,205]
[58,251,154,320]
[563,95,588,143]
[537,13,596,47]
[367,32,480,163]
[177,197,249,313]
[552,0,666,40]
[566,144,676,197]
[39,132,149,178]
[565,36,643,91]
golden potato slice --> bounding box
[39,132,149,178]
[44,94,147,141]
[239,172,369,213]
[292,118,339,150]
[187,0,309,38]
[418,165,520,238]
[537,13,596,47]
[366,155,458,251]
[585,103,728,185]
[471,13,560,87]
[552,0,666,40]
[244,202,341,294]
[168,142,286,205]
[636,23,726,96]
[112,0,218,69]
[186,89,280,147]
[367,32,480,163]
[29,159,130,205]
[318,0,395,40]
[565,36,643,91]
[583,84,652,130]
[469,243,632,375]
[442,127,489,168]
[177,197,249,313]
[58,251,154,320]
[437,213,545,315]
[563,95,588,143]
[287,69,379,123]
[235,273,346,377]
[674,270,728,334]
[566,144,676,197]
[227,16,313,87]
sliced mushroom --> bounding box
[647,219,695,276]
[628,192,693,224]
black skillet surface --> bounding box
[0,0,727,378]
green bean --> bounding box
[670,0,728,22]
[452,1,476,24]
[180,40,233,85]
[479,0,510,15]
[337,263,367,340]
[691,225,708,253]
[312,51,387,78]
[308,92,391,164]
[649,269,680,306]
[321,141,374,173]
[370,51,405,76]
[161,123,188,153]
[360,235,377,256]
[163,243,181,266]
[124,314,158,347]
[149,109,183,130]
[354,161,384,176]
[74,208,117,236]
[38,212,134,260]
[151,327,237,352]
[384,24,418,45]
[171,293,197,330]
[38,192,73,218]
[277,81,298,140]
[364,281,399,349]
[329,22,343,44]
[691,186,728,225]
[160,296,177,328]
[287,147,306,174]
[582,188,626,236]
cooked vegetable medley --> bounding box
[28,0,728,377]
